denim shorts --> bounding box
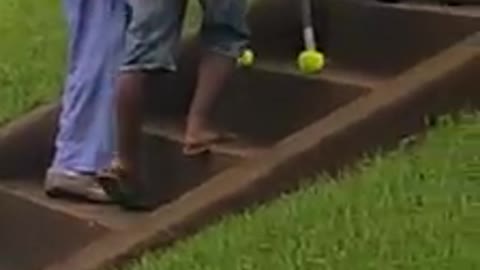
[121,0,250,72]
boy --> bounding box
[100,0,250,208]
[44,0,126,202]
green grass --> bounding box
[126,114,480,270]
[0,0,65,125]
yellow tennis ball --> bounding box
[297,50,325,74]
[238,49,255,67]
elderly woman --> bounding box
[44,0,126,203]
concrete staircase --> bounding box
[0,1,478,269]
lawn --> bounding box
[0,0,65,125]
[126,114,480,270]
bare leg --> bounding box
[114,71,146,179]
[96,71,155,210]
[184,51,235,155]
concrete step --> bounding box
[248,0,480,79]
[0,134,242,269]
[375,0,480,6]
[143,118,268,159]
[254,60,386,89]
[0,131,242,223]
[0,185,107,270]
[0,61,371,270]
[0,180,148,230]
[145,68,370,145]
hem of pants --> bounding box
[119,62,176,72]
[51,159,111,174]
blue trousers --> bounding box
[52,0,126,173]
[122,0,249,72]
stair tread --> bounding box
[0,181,148,230]
[254,61,386,89]
[143,118,271,159]
[0,123,255,232]
[0,184,107,270]
[374,1,480,18]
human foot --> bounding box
[96,160,154,211]
[183,128,236,156]
[44,168,112,203]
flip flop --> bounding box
[96,162,154,211]
[183,132,237,156]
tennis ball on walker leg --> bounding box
[237,49,255,67]
[297,50,325,74]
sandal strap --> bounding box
[97,161,153,211]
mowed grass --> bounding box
[126,114,480,270]
[0,0,65,125]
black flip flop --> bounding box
[96,163,154,211]
[183,132,237,156]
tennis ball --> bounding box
[297,50,325,74]
[238,49,255,67]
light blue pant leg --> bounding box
[52,0,126,173]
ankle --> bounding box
[112,155,136,175]
[186,115,207,132]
